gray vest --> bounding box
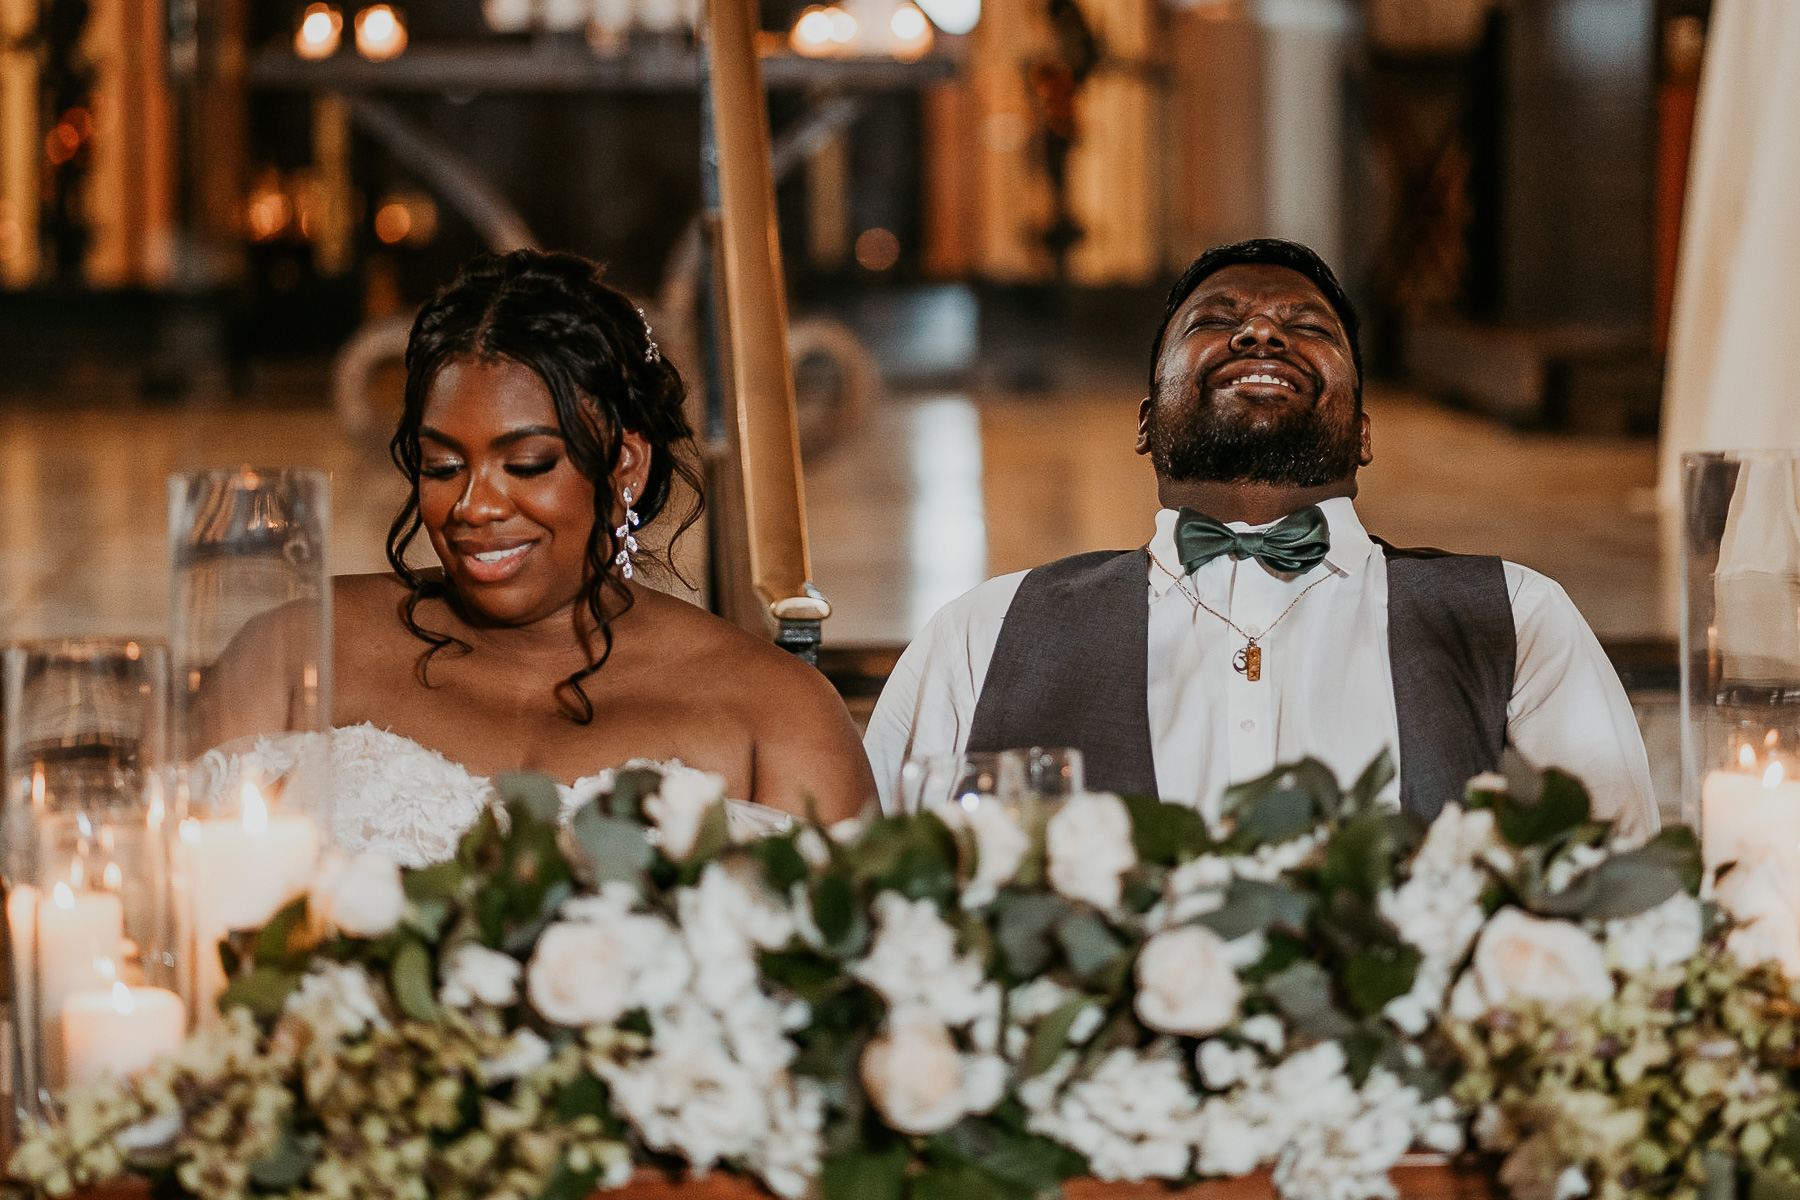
[964,544,1516,819]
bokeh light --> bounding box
[354,4,408,61]
[295,4,343,59]
[854,227,900,271]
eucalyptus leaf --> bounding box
[1529,851,1685,922]
[403,860,467,903]
[1320,810,1416,903]
[219,965,301,1019]
[536,1160,601,1200]
[392,938,439,1021]
[569,807,654,889]
[1221,758,1340,825]
[1027,994,1096,1076]
[1262,960,1355,1040]
[248,1128,320,1190]
[406,896,452,941]
[821,1146,907,1200]
[912,1165,1030,1200]
[681,802,732,875]
[1056,910,1125,978]
[1348,748,1396,815]
[761,949,845,1003]
[993,892,1070,979]
[497,773,562,826]
[1496,767,1590,848]
[812,873,869,956]
[1343,946,1421,1017]
[928,1118,1082,1191]
[254,895,310,966]
[1237,789,1317,846]
[1123,795,1212,865]
[1196,879,1314,940]
[608,768,663,820]
[752,836,810,893]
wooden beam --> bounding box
[700,0,829,631]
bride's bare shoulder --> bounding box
[334,572,423,626]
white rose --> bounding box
[860,1012,973,1134]
[1714,846,1800,978]
[1604,891,1702,973]
[1455,909,1613,1016]
[1134,925,1242,1036]
[440,943,521,1008]
[313,850,407,938]
[527,920,633,1027]
[1047,793,1137,909]
[644,767,727,860]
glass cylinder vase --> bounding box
[1680,452,1800,877]
[167,468,331,1021]
[1,638,181,1122]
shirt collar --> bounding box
[1146,495,1375,595]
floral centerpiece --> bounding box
[11,753,1800,1200]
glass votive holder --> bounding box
[1681,452,1800,870]
[168,467,333,819]
[1,638,182,1121]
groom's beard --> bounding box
[1145,379,1362,488]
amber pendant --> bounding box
[1233,642,1263,681]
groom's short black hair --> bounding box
[1149,239,1363,393]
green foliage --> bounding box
[1123,794,1212,865]
[821,1145,907,1200]
[391,938,439,1021]
[218,965,301,1019]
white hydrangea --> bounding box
[439,943,521,1008]
[643,765,729,859]
[747,1078,825,1199]
[676,862,795,1011]
[1230,829,1326,883]
[1026,1048,1199,1181]
[1046,793,1138,909]
[594,998,771,1169]
[1604,891,1702,973]
[480,1028,552,1083]
[853,892,997,1028]
[1378,804,1499,1023]
[1190,1042,1445,1197]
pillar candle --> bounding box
[187,785,320,935]
[1702,763,1800,873]
[61,982,185,1085]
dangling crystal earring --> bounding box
[614,486,641,579]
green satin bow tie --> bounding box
[1174,505,1331,576]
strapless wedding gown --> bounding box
[197,723,793,868]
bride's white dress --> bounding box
[199,723,793,868]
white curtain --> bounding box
[1658,0,1800,506]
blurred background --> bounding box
[0,0,1727,808]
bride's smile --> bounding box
[416,355,632,629]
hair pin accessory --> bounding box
[636,307,661,364]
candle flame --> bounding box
[95,955,116,980]
[52,881,74,909]
[68,857,85,888]
[241,781,269,835]
[30,766,44,807]
[1768,729,1782,749]
[102,862,121,891]
[111,981,133,1014]
[146,777,165,830]
[1741,744,1758,769]
[1765,760,1786,789]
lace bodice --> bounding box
[198,723,791,868]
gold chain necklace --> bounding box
[1148,551,1331,682]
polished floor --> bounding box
[0,383,1668,646]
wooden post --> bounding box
[0,0,39,286]
[698,0,830,662]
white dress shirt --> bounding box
[865,497,1657,837]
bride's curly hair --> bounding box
[386,249,703,723]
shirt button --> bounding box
[1244,625,1263,637]
[1240,719,1256,732]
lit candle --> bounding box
[189,781,321,935]
[185,781,319,1015]
[1702,745,1800,873]
[61,982,186,1086]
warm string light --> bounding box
[791,1,932,58]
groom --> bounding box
[864,238,1656,833]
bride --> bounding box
[199,251,875,862]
